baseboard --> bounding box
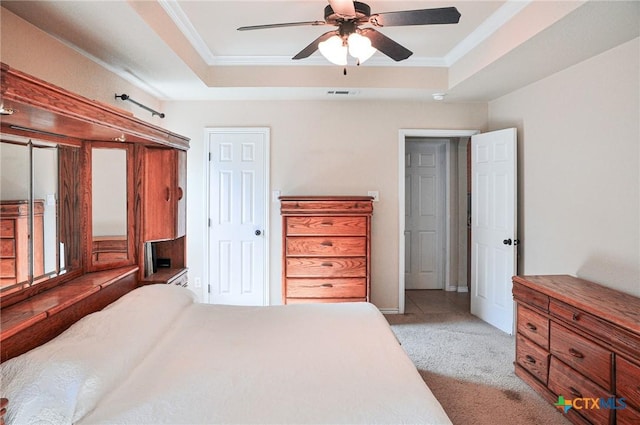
[457,286,469,293]
[379,308,400,314]
[446,285,458,292]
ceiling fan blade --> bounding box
[292,31,337,60]
[360,28,412,62]
[327,0,356,18]
[238,21,326,31]
[369,7,461,27]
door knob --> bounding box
[255,230,262,236]
[503,238,512,245]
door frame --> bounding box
[398,129,479,314]
[203,127,271,305]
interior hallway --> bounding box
[404,290,470,315]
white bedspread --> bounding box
[1,285,452,425]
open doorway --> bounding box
[398,129,477,314]
[404,139,447,290]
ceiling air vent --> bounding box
[326,90,359,96]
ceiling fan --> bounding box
[237,0,461,65]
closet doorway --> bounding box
[398,129,477,314]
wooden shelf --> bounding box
[0,266,138,362]
[1,63,189,150]
[141,267,188,286]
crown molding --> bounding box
[445,0,532,66]
[158,0,530,69]
[158,0,217,64]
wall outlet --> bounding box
[272,190,281,202]
[194,277,202,288]
[368,191,380,202]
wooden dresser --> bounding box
[280,196,373,304]
[513,275,640,425]
[0,200,44,287]
[92,236,127,262]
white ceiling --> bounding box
[2,0,639,102]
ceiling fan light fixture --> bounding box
[318,35,348,65]
[348,32,376,64]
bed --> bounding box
[0,284,452,424]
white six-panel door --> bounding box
[470,128,517,334]
[207,128,268,305]
[405,141,446,289]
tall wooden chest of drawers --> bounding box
[512,275,640,425]
[280,196,373,304]
[0,200,44,287]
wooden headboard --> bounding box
[0,63,189,362]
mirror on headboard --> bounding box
[0,137,74,296]
[88,143,135,271]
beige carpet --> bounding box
[385,290,571,425]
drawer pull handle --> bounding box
[321,221,333,226]
[572,312,580,321]
[321,262,333,267]
[525,355,536,364]
[321,283,334,288]
[568,348,584,359]
[526,323,537,332]
[321,241,333,247]
[569,386,582,398]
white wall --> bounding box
[488,37,640,296]
[1,9,163,124]
[8,4,636,306]
[0,7,488,310]
[162,101,487,309]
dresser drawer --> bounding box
[286,257,366,278]
[550,299,615,343]
[281,199,373,214]
[516,333,550,384]
[550,322,612,390]
[168,271,189,287]
[0,259,16,278]
[616,356,640,410]
[0,239,16,258]
[285,297,366,304]
[93,251,128,262]
[285,278,366,299]
[93,239,127,251]
[285,216,367,236]
[0,219,15,238]
[517,305,549,350]
[512,281,549,311]
[286,236,366,257]
[548,357,613,425]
